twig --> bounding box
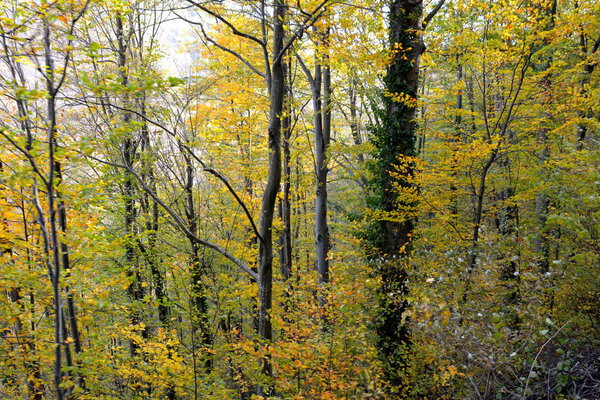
[521,321,569,400]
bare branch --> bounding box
[521,322,570,400]
[120,150,258,281]
[54,0,91,95]
[0,128,49,187]
[85,98,264,246]
[181,143,265,246]
[178,15,265,78]
[276,0,330,65]
[423,0,446,30]
[185,0,266,48]
[295,52,314,87]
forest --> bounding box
[0,0,598,398]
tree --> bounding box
[0,0,90,396]
[366,0,444,395]
[0,0,597,398]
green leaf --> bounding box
[167,76,185,87]
[89,41,101,52]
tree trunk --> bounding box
[1,44,48,398]
[314,29,332,290]
[116,13,146,357]
[576,20,598,148]
[256,0,285,394]
[42,15,71,399]
[449,60,463,216]
[183,151,212,374]
[0,164,44,399]
[369,0,425,394]
[349,77,365,165]
[139,105,170,328]
[279,62,293,283]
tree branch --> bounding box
[276,0,330,65]
[178,141,265,246]
[78,96,265,252]
[295,52,314,87]
[0,128,49,187]
[120,147,258,281]
[178,15,265,78]
[185,0,266,48]
[423,0,446,30]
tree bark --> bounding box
[116,13,147,357]
[349,77,365,165]
[279,61,293,283]
[42,14,74,399]
[576,13,599,148]
[367,0,427,395]
[182,150,212,374]
[256,0,285,394]
[0,164,44,399]
[314,29,332,289]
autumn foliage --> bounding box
[0,0,598,399]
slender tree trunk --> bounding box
[183,151,212,373]
[1,42,47,399]
[449,60,463,216]
[256,0,285,394]
[298,24,332,311]
[462,148,497,304]
[141,115,174,400]
[139,105,170,328]
[1,165,44,399]
[534,123,550,275]
[116,13,146,356]
[576,22,598,148]
[278,55,294,330]
[497,182,521,329]
[55,161,86,392]
[42,14,74,399]
[349,77,365,165]
[56,178,83,352]
[314,28,331,290]
[19,199,45,400]
[532,2,557,321]
[279,66,293,282]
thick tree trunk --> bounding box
[376,0,423,253]
[369,0,425,395]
